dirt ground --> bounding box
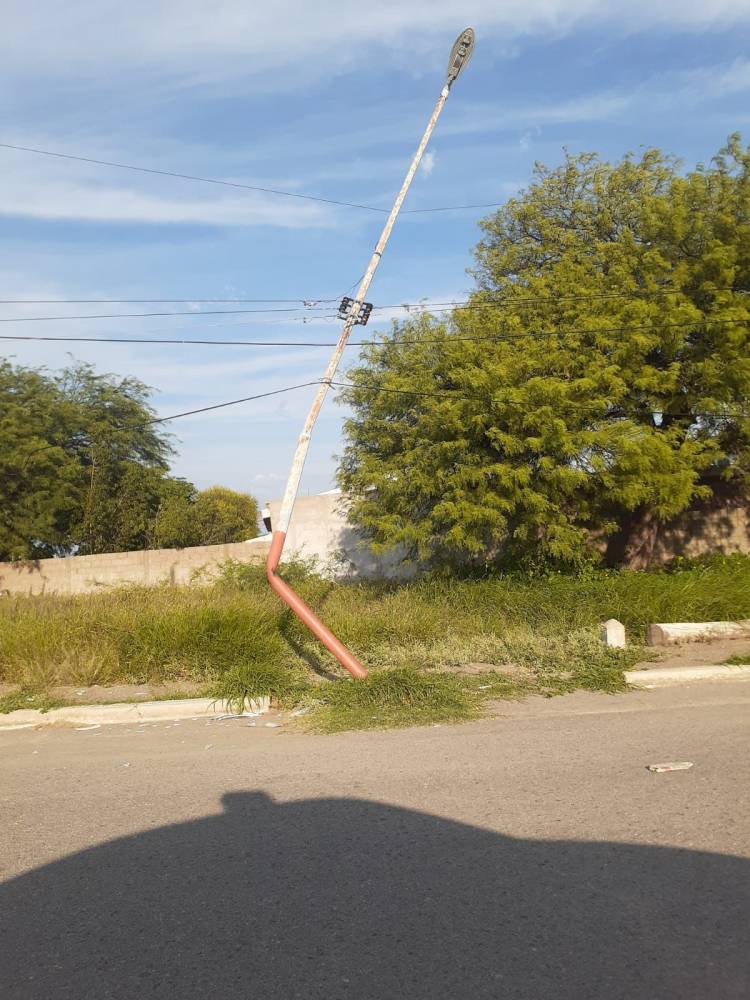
[0,679,209,704]
[634,637,750,669]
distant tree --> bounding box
[0,362,79,560]
[151,485,259,549]
[149,479,200,549]
[0,359,261,559]
[0,361,174,560]
[338,137,750,569]
[193,486,260,545]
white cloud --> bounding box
[3,2,750,88]
[0,150,337,229]
[420,151,436,178]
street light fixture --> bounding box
[267,28,477,680]
[446,28,475,87]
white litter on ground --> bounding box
[647,761,694,773]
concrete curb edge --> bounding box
[625,664,750,687]
[0,697,270,731]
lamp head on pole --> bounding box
[445,27,475,88]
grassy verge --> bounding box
[1,554,748,728]
[0,689,66,714]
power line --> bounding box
[19,377,748,470]
[375,288,750,313]
[139,381,319,425]
[0,297,338,305]
[0,333,343,347]
[330,381,750,421]
[0,306,313,324]
[0,142,504,216]
[2,287,747,309]
[21,381,319,467]
[3,316,746,349]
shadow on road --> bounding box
[1,791,747,998]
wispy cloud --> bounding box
[4,1,750,88]
[420,151,436,178]
[0,148,338,229]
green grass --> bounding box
[301,667,483,733]
[0,689,66,714]
[1,553,748,729]
[723,654,750,665]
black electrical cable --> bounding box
[2,316,746,349]
[0,142,504,215]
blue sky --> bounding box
[3,1,750,501]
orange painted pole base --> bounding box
[266,531,368,679]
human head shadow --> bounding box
[1,791,747,999]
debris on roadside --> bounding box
[647,761,694,773]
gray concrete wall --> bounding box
[0,539,270,596]
[267,491,413,579]
[3,492,746,596]
[270,491,750,576]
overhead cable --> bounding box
[0,142,504,215]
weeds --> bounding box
[1,554,748,729]
[0,689,65,714]
[303,667,482,733]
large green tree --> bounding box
[1,360,259,559]
[1,361,174,559]
[339,137,750,568]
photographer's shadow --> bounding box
[1,791,747,998]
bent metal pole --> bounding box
[267,29,476,679]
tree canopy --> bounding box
[152,484,260,549]
[0,360,259,560]
[338,136,750,569]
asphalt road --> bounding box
[1,682,749,999]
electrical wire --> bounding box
[138,381,320,425]
[374,288,750,313]
[3,287,743,309]
[0,297,339,305]
[20,381,320,467]
[3,316,747,349]
[0,142,504,215]
[330,381,749,421]
[4,289,749,321]
[0,306,314,323]
[18,376,748,471]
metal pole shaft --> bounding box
[267,85,451,679]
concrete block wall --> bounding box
[0,539,270,596]
[267,491,414,579]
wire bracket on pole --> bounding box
[337,297,373,325]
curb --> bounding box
[647,620,750,645]
[0,696,270,731]
[625,664,750,688]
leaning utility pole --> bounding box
[267,28,476,679]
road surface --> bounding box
[1,682,749,999]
